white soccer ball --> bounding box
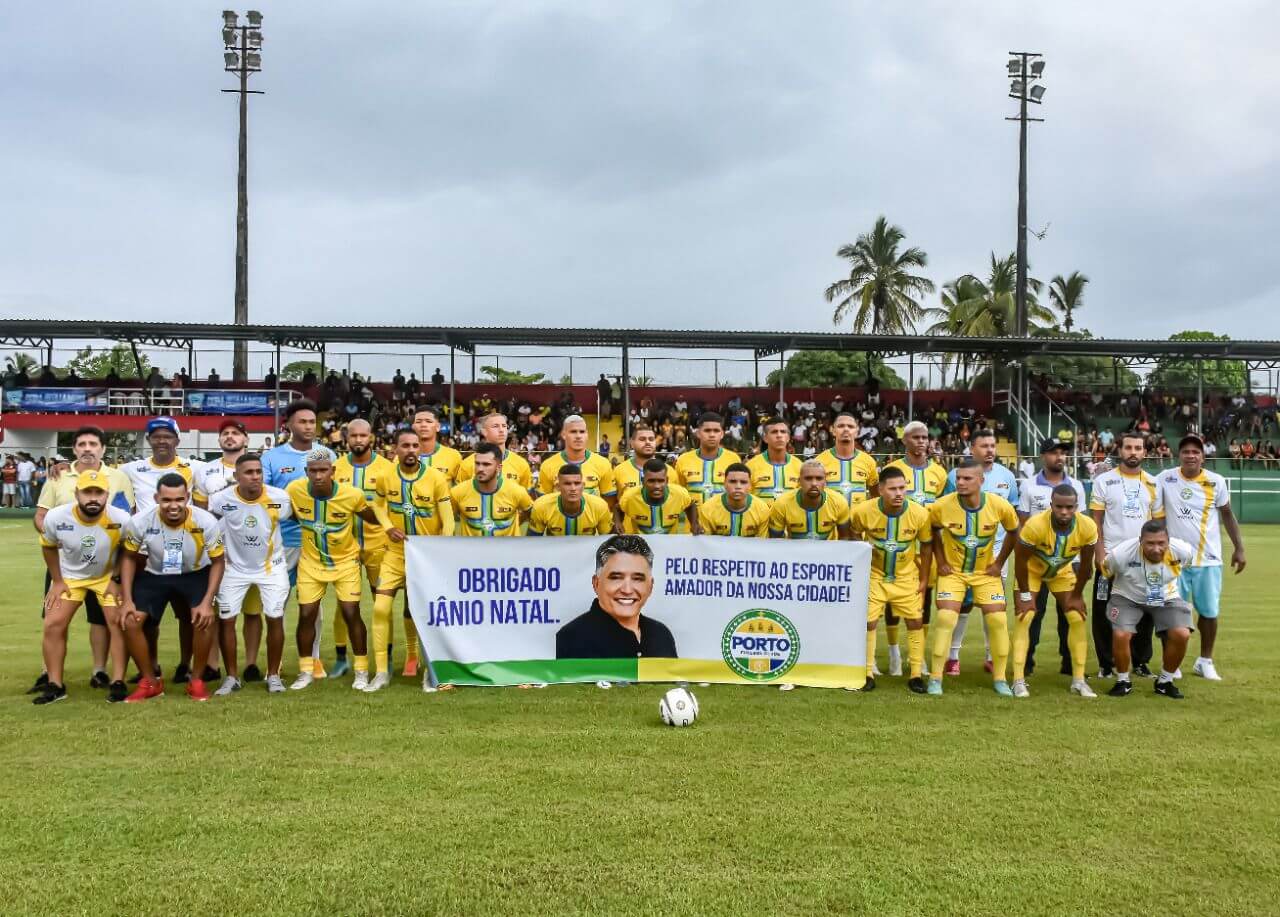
[659,687,699,727]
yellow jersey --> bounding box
[537,451,617,498]
[883,458,948,506]
[420,443,463,484]
[850,498,933,583]
[379,462,455,541]
[528,493,614,536]
[674,448,742,505]
[929,492,1019,574]
[1018,510,1099,581]
[285,479,368,571]
[618,484,693,535]
[450,479,533,537]
[456,449,533,491]
[745,453,802,503]
[613,459,677,500]
[768,490,850,541]
[816,448,880,507]
[334,453,397,551]
[698,494,771,537]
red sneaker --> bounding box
[982,659,994,674]
[943,658,961,676]
[125,677,164,703]
[186,679,211,702]
[402,658,419,678]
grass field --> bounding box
[2,519,1278,916]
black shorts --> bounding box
[43,570,106,627]
[132,569,211,624]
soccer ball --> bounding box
[659,687,699,727]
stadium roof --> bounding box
[2,319,1279,362]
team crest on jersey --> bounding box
[245,516,258,528]
[1179,487,1194,500]
[722,609,800,681]
[80,535,96,549]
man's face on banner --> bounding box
[592,551,654,625]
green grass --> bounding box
[1,519,1278,916]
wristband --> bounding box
[1019,592,1033,601]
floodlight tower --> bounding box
[1006,52,1045,338]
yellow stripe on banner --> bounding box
[638,658,866,690]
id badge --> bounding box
[162,542,183,575]
[1095,577,1110,602]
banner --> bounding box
[2,387,108,412]
[406,535,870,689]
[185,390,277,415]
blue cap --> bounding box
[145,416,180,437]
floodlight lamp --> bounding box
[224,50,240,68]
[1029,85,1046,102]
[244,51,262,69]
[1010,80,1025,95]
[222,28,236,47]
[246,29,263,48]
[1007,59,1021,75]
[1030,60,1045,78]
[246,10,263,26]
[222,10,238,28]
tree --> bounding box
[1147,331,1248,393]
[947,253,1052,338]
[281,360,323,382]
[65,344,152,380]
[766,351,906,388]
[825,216,935,335]
[479,365,546,385]
[4,352,39,377]
[1048,271,1089,332]
[922,275,987,388]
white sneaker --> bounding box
[1172,668,1183,680]
[887,646,903,677]
[871,661,882,677]
[290,671,314,691]
[214,677,241,697]
[266,674,285,693]
[1011,679,1030,698]
[352,670,370,691]
[1070,679,1097,698]
[1193,658,1222,681]
[364,671,391,693]
[778,683,796,691]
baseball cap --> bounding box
[1178,433,1205,452]
[1039,437,1068,453]
[51,453,70,464]
[219,417,247,434]
[145,416,180,437]
[74,469,110,492]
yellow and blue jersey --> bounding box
[929,492,1019,574]
[883,458,948,506]
[537,451,617,498]
[613,459,677,500]
[816,448,879,507]
[420,443,463,484]
[674,448,742,505]
[335,453,396,551]
[698,494,771,537]
[528,493,614,536]
[618,484,693,534]
[850,498,932,583]
[456,449,533,491]
[768,490,850,541]
[745,453,802,503]
[285,479,368,570]
[1018,510,1098,581]
[379,463,455,540]
[450,479,533,537]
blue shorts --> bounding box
[1178,566,1222,619]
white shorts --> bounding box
[217,570,290,620]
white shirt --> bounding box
[1017,459,1035,481]
[1105,536,1196,606]
[120,457,205,514]
[1156,468,1230,567]
[1088,467,1163,550]
[1018,471,1087,516]
[207,485,292,576]
[193,457,239,503]
[40,504,131,582]
[124,506,223,575]
[16,460,36,482]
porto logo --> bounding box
[721,609,800,681]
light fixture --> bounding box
[224,50,240,68]
[246,10,263,26]
[222,10,238,28]
[222,27,237,46]
[1030,60,1045,78]
[246,29,263,48]
[1010,80,1025,95]
[1029,85,1046,102]
[1007,59,1021,75]
[244,52,262,69]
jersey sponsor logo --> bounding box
[105,523,121,530]
[721,609,800,681]
[56,522,74,531]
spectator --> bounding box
[207,368,221,385]
[16,452,36,507]
[1,455,16,507]
[599,434,611,457]
[264,366,278,389]
[597,374,612,419]
[392,368,406,393]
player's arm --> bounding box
[437,483,455,537]
[915,533,932,591]
[193,553,225,631]
[931,527,952,577]
[1013,538,1035,617]
[685,500,702,535]
[1071,545,1095,610]
[40,544,66,614]
[1090,508,1106,565]
[33,506,49,534]
[1220,504,1246,573]
[694,503,711,536]
[117,549,147,630]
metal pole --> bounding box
[471,352,476,383]
[908,353,915,421]
[754,354,759,388]
[232,25,250,381]
[621,342,631,439]
[273,341,281,440]
[1197,359,1204,433]
[778,350,785,413]
[187,342,194,378]
[568,356,573,385]
[1015,54,1030,339]
[320,343,326,379]
[714,359,719,387]
[449,348,456,443]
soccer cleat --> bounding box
[921,660,930,678]
[402,658,419,677]
[201,666,221,682]
[1070,679,1098,699]
[870,661,882,677]
[1133,663,1154,678]
[887,646,903,677]
[993,680,1013,697]
[89,670,110,689]
[290,671,314,691]
[594,680,612,690]
[214,677,242,697]
[983,659,994,674]
[926,678,943,696]
[1059,658,1073,676]
[1097,667,1115,679]
[1024,659,1036,677]
[125,677,164,703]
[329,657,351,679]
[1012,679,1030,698]
[33,683,67,705]
[27,672,50,694]
[908,677,927,694]
[862,676,876,692]
[186,679,212,702]
[127,665,162,685]
[312,659,328,679]
[107,680,128,703]
[364,671,391,693]
[242,663,263,683]
[1172,668,1183,680]
[351,670,370,691]
[943,658,960,677]
[777,683,796,692]
[172,662,191,685]
[266,674,286,694]
[1154,679,1184,699]
[1107,680,1133,697]
[1193,659,1222,681]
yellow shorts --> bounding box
[61,576,119,607]
[296,563,363,605]
[376,547,408,592]
[1029,566,1076,595]
[868,578,923,622]
[360,544,386,586]
[936,573,1006,608]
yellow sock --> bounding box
[907,626,925,678]
[1011,611,1034,681]
[333,607,349,652]
[932,608,959,676]
[372,593,394,674]
[354,654,369,674]
[987,611,1010,683]
[922,623,930,659]
[403,613,420,663]
[298,656,314,677]
[1066,610,1087,681]
[865,628,877,676]
[885,621,901,648]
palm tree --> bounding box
[1048,271,1089,331]
[825,216,935,335]
[922,275,985,387]
[949,252,1052,338]
[4,352,38,377]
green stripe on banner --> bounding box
[432,658,638,686]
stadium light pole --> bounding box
[222,11,264,382]
[1006,52,1045,339]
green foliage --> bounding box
[825,216,935,333]
[3,352,39,376]
[480,365,547,385]
[64,344,152,380]
[280,360,323,382]
[1048,271,1090,332]
[766,351,905,388]
[1147,331,1248,392]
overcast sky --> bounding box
[2,1,1278,379]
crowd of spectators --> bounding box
[1,453,46,508]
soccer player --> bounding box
[192,418,250,505]
[674,412,741,505]
[412,406,463,483]
[927,459,1020,696]
[850,466,932,692]
[816,412,879,508]
[1013,485,1098,699]
[35,470,131,705]
[116,473,226,703]
[746,417,802,503]
[769,459,852,540]
[529,464,614,536]
[941,428,1019,676]
[287,449,386,691]
[367,430,455,692]
[1156,434,1246,680]
[613,425,676,501]
[1090,431,1163,679]
[451,443,534,537]
[207,454,293,694]
[698,463,771,537]
[1102,520,1196,699]
[537,414,617,503]
[617,459,699,535]
[332,418,396,678]
[119,417,201,514]
[456,413,533,491]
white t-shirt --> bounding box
[207,485,292,576]
[1156,468,1230,567]
[193,458,239,503]
[120,457,205,514]
[1018,472,1087,516]
[123,506,223,575]
[40,504,131,582]
[16,460,36,483]
[1105,536,1196,606]
[1088,467,1163,550]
